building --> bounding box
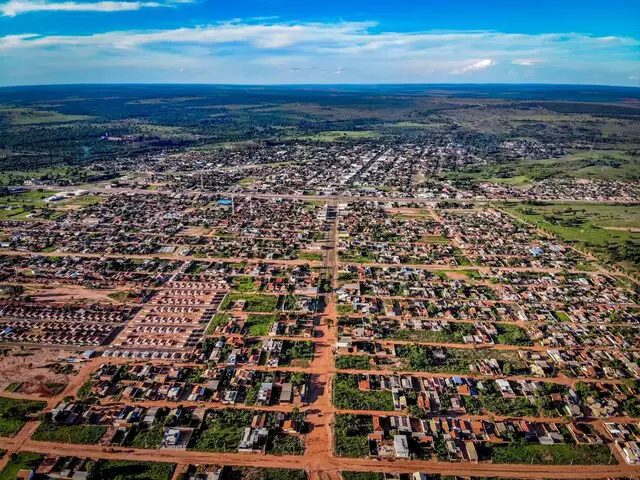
[394,434,410,458]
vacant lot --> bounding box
[32,422,107,444]
[89,460,175,480]
[0,397,46,437]
[502,202,640,275]
[491,443,616,465]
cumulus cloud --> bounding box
[0,20,638,85]
[0,0,187,17]
[512,59,537,66]
[451,58,496,74]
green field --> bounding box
[491,443,615,465]
[333,374,394,411]
[0,397,46,437]
[32,422,107,444]
[89,460,175,480]
[219,293,278,312]
[0,189,58,208]
[223,466,308,480]
[285,130,380,141]
[451,149,640,183]
[0,107,91,125]
[245,313,277,336]
[502,202,640,275]
[298,252,323,261]
[0,452,43,480]
[333,414,373,458]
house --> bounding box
[394,434,410,458]
[161,427,193,450]
[280,383,293,403]
[464,441,478,462]
[16,471,34,480]
[238,427,269,453]
[257,383,273,404]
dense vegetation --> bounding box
[0,452,43,480]
[395,344,526,375]
[333,374,394,411]
[88,460,175,480]
[32,422,107,444]
[2,85,638,175]
[222,466,307,480]
[220,294,278,312]
[491,443,615,465]
[333,414,372,458]
[341,473,384,480]
[0,397,46,437]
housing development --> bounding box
[0,85,639,480]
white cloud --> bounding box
[451,58,496,74]
[0,0,188,17]
[512,59,537,66]
[0,20,638,85]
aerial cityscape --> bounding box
[0,1,639,479]
[0,82,637,480]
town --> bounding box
[0,181,638,480]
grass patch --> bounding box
[127,424,164,449]
[246,313,277,336]
[32,422,107,444]
[453,251,472,266]
[419,235,450,244]
[3,383,21,393]
[224,466,307,480]
[341,473,384,480]
[491,443,615,465]
[335,355,373,371]
[192,409,253,453]
[389,322,476,344]
[76,381,95,400]
[205,313,230,334]
[496,324,532,346]
[220,293,278,312]
[337,304,355,314]
[266,434,304,455]
[333,414,372,458]
[285,130,380,142]
[395,344,526,375]
[502,202,640,275]
[89,460,175,480]
[0,397,46,437]
[333,374,393,411]
[0,107,91,125]
[298,252,322,261]
[231,276,259,292]
[0,452,43,480]
[107,290,135,303]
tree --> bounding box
[406,405,427,419]
[4,284,24,299]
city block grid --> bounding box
[0,191,638,480]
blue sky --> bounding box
[0,0,638,86]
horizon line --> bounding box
[1,82,639,90]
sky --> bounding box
[0,0,639,86]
